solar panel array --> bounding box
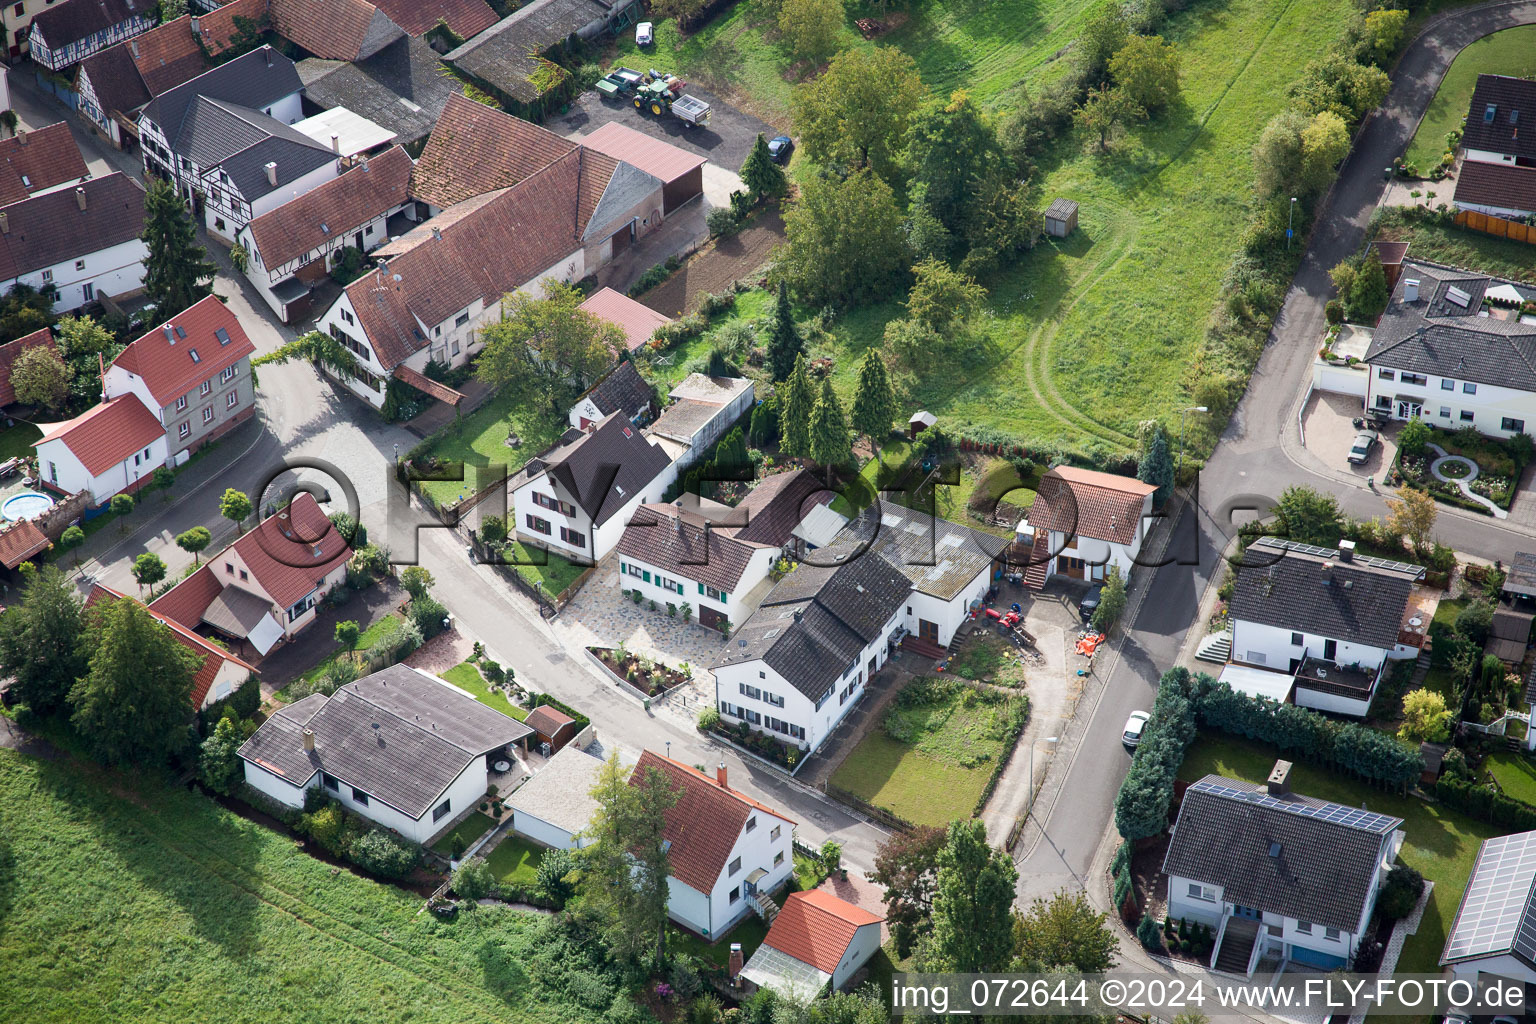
[1444,832,1536,963]
[1248,537,1424,578]
[1189,778,1402,835]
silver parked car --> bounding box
[1347,429,1380,465]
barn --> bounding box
[580,121,707,216]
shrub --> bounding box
[452,859,498,899]
[410,595,449,639]
[537,846,577,907]
[1325,299,1343,324]
[1137,914,1163,951]
[1114,667,1199,840]
[301,803,349,855]
[698,707,720,731]
[349,828,420,879]
[706,207,740,237]
[1378,864,1424,920]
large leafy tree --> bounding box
[198,715,246,795]
[70,596,201,767]
[849,349,895,461]
[479,281,624,411]
[132,552,167,597]
[1273,484,1342,545]
[578,752,678,967]
[780,353,815,460]
[905,259,986,341]
[141,179,216,314]
[1108,35,1181,113]
[1398,688,1452,743]
[808,375,851,473]
[1074,85,1145,152]
[175,526,211,565]
[929,819,1019,972]
[54,314,116,359]
[779,171,911,307]
[766,282,802,381]
[906,90,1009,264]
[0,565,85,714]
[869,824,945,954]
[1012,889,1119,973]
[9,344,70,410]
[777,0,846,66]
[219,488,252,534]
[1075,8,1129,82]
[1387,485,1437,551]
[790,46,927,182]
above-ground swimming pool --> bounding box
[2,490,55,522]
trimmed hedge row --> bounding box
[1434,776,1536,831]
[1114,667,1199,841]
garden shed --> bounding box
[1044,198,1079,238]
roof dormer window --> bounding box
[215,327,230,345]
[189,348,201,363]
[1485,103,1498,124]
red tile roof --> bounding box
[228,491,353,607]
[630,750,794,894]
[0,520,49,569]
[34,394,164,477]
[88,582,257,706]
[762,890,884,974]
[0,327,58,407]
[1455,160,1536,217]
[246,144,412,270]
[128,15,209,95]
[580,121,706,185]
[195,0,268,55]
[392,364,464,406]
[1026,465,1156,546]
[525,704,574,737]
[0,123,88,207]
[111,295,256,408]
[409,92,580,208]
[149,561,223,630]
[370,0,495,38]
[579,287,671,352]
[267,0,387,60]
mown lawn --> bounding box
[0,749,617,1024]
[431,812,498,856]
[1373,207,1536,284]
[670,914,769,968]
[830,680,1022,826]
[501,542,589,599]
[1404,26,1536,170]
[486,835,545,886]
[1484,751,1536,805]
[414,391,567,505]
[1179,733,1499,974]
[441,660,529,721]
[0,420,40,461]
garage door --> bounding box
[662,166,703,215]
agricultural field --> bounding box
[830,677,1025,826]
[0,750,621,1024]
[624,0,1359,453]
[1404,26,1536,170]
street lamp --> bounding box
[1287,197,1297,252]
[1178,406,1209,482]
[1027,736,1059,820]
[393,442,399,464]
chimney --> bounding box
[0,211,10,234]
[14,127,24,145]
[1337,539,1356,563]
[431,226,442,241]
[1266,759,1292,796]
[189,13,199,33]
[330,132,340,154]
[360,155,369,171]
[264,162,277,186]
[128,39,138,58]
[264,46,273,67]
[302,728,315,752]
[716,761,727,788]
[163,324,175,344]
[1403,278,1419,302]
[728,943,744,984]
[74,186,86,211]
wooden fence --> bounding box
[1456,209,1536,245]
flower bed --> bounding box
[699,714,803,770]
[1394,424,1531,511]
[588,647,690,698]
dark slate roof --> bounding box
[1509,552,1536,595]
[142,46,302,155]
[730,469,835,548]
[583,359,652,418]
[79,43,151,116]
[1228,538,1419,651]
[180,97,335,198]
[1365,260,1536,391]
[238,663,532,818]
[1462,75,1536,162]
[1454,160,1536,217]
[713,539,911,700]
[845,501,1006,601]
[295,35,464,149]
[523,410,671,528]
[1163,775,1401,933]
[443,0,617,103]
[32,0,150,49]
[0,172,145,280]
[1526,658,1536,708]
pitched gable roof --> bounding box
[578,287,671,353]
[149,560,225,631]
[618,503,768,593]
[0,123,89,207]
[87,582,257,706]
[1454,156,1536,216]
[1229,537,1421,650]
[79,44,152,120]
[848,501,1005,601]
[409,92,579,208]
[0,327,59,407]
[246,144,412,269]
[142,46,302,152]
[295,35,463,150]
[226,491,354,607]
[762,890,883,974]
[525,704,575,737]
[1027,465,1156,546]
[370,0,496,38]
[1463,74,1536,161]
[31,0,151,50]
[577,358,653,418]
[730,469,835,548]
[267,0,403,61]
[178,96,336,198]
[196,0,268,54]
[1163,775,1400,933]
[1443,830,1536,969]
[528,411,672,528]
[580,121,705,185]
[442,0,614,103]
[0,520,50,568]
[630,750,793,893]
[33,393,163,476]
[125,14,208,94]
[112,295,255,407]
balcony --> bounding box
[1292,655,1381,701]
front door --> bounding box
[1396,400,1422,421]
[699,605,724,630]
[919,619,939,644]
[1057,556,1085,579]
[1323,639,1337,662]
[1233,905,1261,920]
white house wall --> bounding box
[202,659,251,707]
[832,922,883,991]
[511,809,592,850]
[701,806,794,937]
[903,572,989,648]
[1231,619,1390,674]
[1165,874,1226,930]
[7,237,148,313]
[618,546,778,627]
[1293,685,1373,717]
[1313,361,1369,398]
[38,429,167,505]
[1445,955,1536,990]
[1365,363,1536,438]
[243,758,315,809]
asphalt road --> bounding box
[1015,0,1536,905]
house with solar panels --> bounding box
[1442,831,1536,987]
[1163,762,1405,978]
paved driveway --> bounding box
[1302,391,1399,481]
[550,85,782,173]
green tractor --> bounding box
[631,71,711,127]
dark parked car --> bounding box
[1079,586,1102,625]
[767,135,794,164]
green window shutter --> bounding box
[698,582,705,595]
[722,593,729,602]
[619,561,626,575]
[643,570,651,583]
